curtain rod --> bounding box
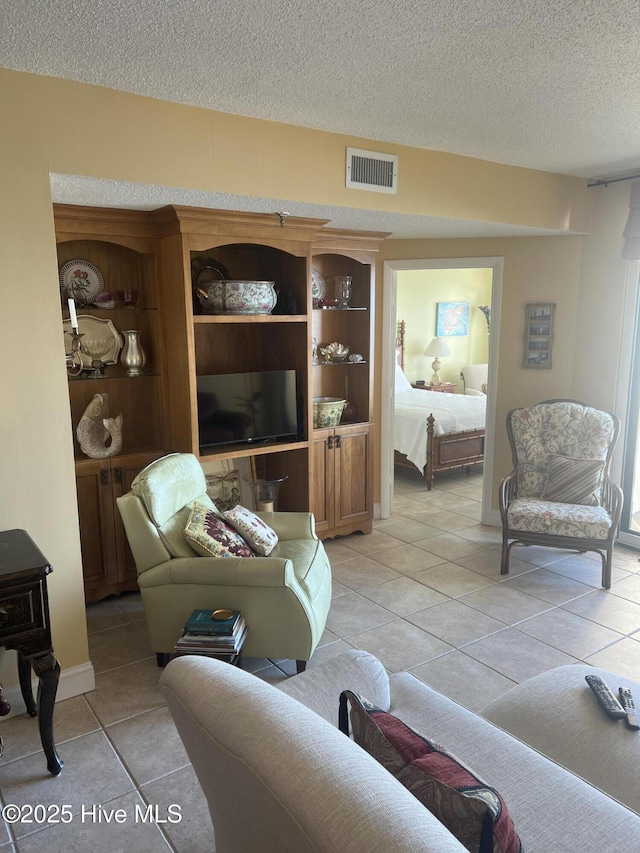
[588,173,640,188]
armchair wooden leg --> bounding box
[156,653,172,667]
[602,549,612,590]
[296,660,307,674]
[501,537,510,575]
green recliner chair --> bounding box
[116,453,332,670]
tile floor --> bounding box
[2,465,640,851]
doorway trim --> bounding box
[614,258,640,548]
[380,256,504,524]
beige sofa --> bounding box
[160,649,640,852]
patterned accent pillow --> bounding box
[184,501,255,558]
[339,691,522,853]
[542,454,605,506]
[222,505,278,556]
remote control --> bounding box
[585,675,626,719]
[618,687,640,730]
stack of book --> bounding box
[174,609,247,661]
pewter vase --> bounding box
[121,329,146,376]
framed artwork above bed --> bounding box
[436,302,469,336]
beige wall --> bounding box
[0,66,603,695]
[397,268,492,385]
[573,182,633,413]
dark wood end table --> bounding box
[0,529,63,775]
[412,382,458,394]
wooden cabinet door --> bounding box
[112,451,164,585]
[311,430,334,534]
[74,460,119,597]
[334,423,373,535]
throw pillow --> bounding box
[542,454,605,506]
[339,691,522,853]
[184,501,255,558]
[222,505,279,556]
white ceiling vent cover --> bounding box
[346,147,398,194]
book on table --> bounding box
[185,609,242,636]
[175,619,247,655]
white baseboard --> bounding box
[1,661,95,719]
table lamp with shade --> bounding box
[423,337,452,385]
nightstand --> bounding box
[412,382,457,394]
[0,528,63,775]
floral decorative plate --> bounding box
[311,269,326,300]
[63,314,122,370]
[60,259,105,306]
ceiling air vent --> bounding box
[346,147,398,194]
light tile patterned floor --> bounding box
[2,464,640,851]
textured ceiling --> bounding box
[6,1,640,236]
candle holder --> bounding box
[334,275,352,309]
[82,338,111,378]
[65,328,85,377]
[242,473,288,513]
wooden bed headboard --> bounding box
[395,320,406,369]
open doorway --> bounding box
[380,257,503,523]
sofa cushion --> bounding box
[223,505,278,556]
[184,502,255,558]
[541,454,604,506]
[340,690,522,853]
[387,671,640,852]
[507,497,611,539]
[480,664,640,815]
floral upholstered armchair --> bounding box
[499,400,623,588]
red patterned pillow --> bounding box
[184,502,255,558]
[339,691,522,853]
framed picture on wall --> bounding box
[523,303,555,368]
[436,302,469,336]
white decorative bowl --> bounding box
[313,397,346,428]
[198,280,277,315]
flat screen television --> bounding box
[196,370,298,450]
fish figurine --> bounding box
[76,393,123,458]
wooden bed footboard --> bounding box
[394,414,485,490]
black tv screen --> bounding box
[196,370,298,450]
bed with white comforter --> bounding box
[394,387,486,474]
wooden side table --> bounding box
[0,529,63,775]
[412,382,457,394]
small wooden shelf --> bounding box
[198,438,309,463]
[68,371,161,382]
[315,361,368,367]
[193,314,307,324]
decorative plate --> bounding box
[63,314,122,370]
[60,259,105,306]
[311,269,326,300]
[191,256,231,287]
